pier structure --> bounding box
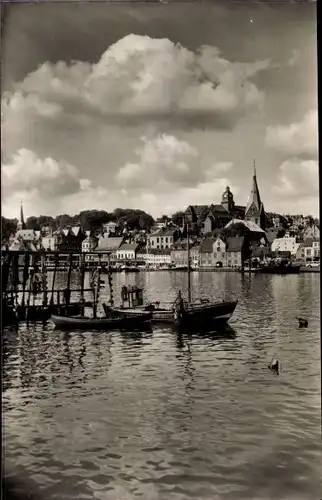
[1,250,115,326]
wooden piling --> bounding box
[50,254,59,306]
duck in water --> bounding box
[297,317,308,328]
[268,357,279,374]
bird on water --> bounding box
[297,317,308,328]
[268,357,279,374]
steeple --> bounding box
[17,201,26,230]
[244,159,265,228]
[245,159,262,214]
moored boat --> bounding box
[51,309,152,330]
[259,260,300,274]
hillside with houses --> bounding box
[2,168,319,270]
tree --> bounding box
[171,211,184,227]
[26,216,41,230]
[79,210,110,231]
[1,217,17,242]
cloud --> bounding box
[2,34,271,132]
[1,149,110,218]
[116,133,233,193]
[273,158,318,198]
[265,109,318,158]
[2,138,236,219]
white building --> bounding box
[271,234,301,256]
[145,249,172,267]
[82,233,98,252]
[116,243,139,261]
[102,221,117,234]
[148,228,176,250]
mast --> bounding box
[186,216,191,303]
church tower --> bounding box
[221,186,235,213]
[244,159,265,229]
[17,202,26,231]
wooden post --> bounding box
[186,218,191,303]
[107,254,114,307]
[80,253,85,302]
[50,253,59,306]
[41,253,48,307]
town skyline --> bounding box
[2,2,318,219]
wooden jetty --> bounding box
[1,250,110,326]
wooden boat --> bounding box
[114,220,238,328]
[120,265,140,273]
[173,297,238,328]
[51,309,152,330]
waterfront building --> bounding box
[82,232,98,252]
[95,235,124,262]
[145,249,172,267]
[212,237,227,266]
[199,238,215,267]
[296,238,320,262]
[148,228,177,249]
[42,230,61,251]
[271,234,301,256]
[56,226,87,252]
[190,244,201,267]
[225,237,247,267]
[116,242,139,261]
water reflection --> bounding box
[3,272,321,500]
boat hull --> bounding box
[51,310,152,330]
[175,300,238,328]
[259,265,300,274]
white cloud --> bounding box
[2,149,81,198]
[265,109,318,158]
[273,159,318,198]
[1,149,111,218]
[117,134,199,188]
[1,137,236,219]
[3,34,271,132]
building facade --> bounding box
[148,228,177,249]
[271,234,301,256]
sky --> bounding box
[1,0,318,220]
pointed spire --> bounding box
[17,201,25,230]
[245,160,262,215]
[20,201,25,226]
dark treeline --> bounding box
[1,208,156,242]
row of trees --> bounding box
[1,209,156,241]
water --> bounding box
[2,272,321,500]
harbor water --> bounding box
[2,271,321,500]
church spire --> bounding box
[244,159,266,229]
[18,201,25,230]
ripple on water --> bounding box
[3,272,321,500]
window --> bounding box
[166,237,168,243]
[157,238,159,243]
[214,252,217,258]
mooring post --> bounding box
[50,253,59,307]
[107,254,114,307]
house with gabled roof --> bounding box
[116,242,140,261]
